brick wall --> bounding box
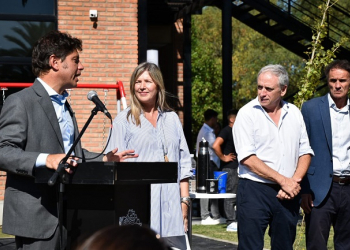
[175,19,184,123]
[58,0,138,152]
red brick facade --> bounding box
[58,0,139,152]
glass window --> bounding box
[0,0,55,15]
[0,21,55,57]
[0,0,56,84]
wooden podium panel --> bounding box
[35,162,177,249]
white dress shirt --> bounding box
[233,97,314,183]
[35,78,74,167]
[328,94,350,176]
[196,123,220,168]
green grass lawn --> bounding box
[192,223,334,250]
[0,227,14,238]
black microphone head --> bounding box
[87,90,98,101]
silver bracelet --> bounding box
[181,196,191,207]
[180,196,191,201]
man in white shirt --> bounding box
[233,64,313,250]
[301,60,350,250]
[196,109,225,225]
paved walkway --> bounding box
[192,234,238,250]
[0,236,237,250]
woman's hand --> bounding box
[103,148,138,162]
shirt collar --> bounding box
[253,96,289,112]
[37,78,68,105]
[328,93,349,112]
[203,123,214,133]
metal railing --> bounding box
[270,0,350,49]
[0,81,127,112]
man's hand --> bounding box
[301,194,313,214]
[103,148,138,162]
[279,176,301,199]
[46,154,78,173]
[276,189,292,200]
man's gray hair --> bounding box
[257,64,289,88]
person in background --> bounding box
[0,31,136,250]
[233,64,313,250]
[196,109,226,225]
[213,109,239,232]
[105,62,192,250]
[75,225,169,250]
[301,59,350,250]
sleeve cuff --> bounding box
[35,153,49,167]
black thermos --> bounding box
[196,138,209,193]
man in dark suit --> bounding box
[301,59,350,250]
[0,31,136,250]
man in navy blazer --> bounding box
[0,31,136,250]
[301,60,350,250]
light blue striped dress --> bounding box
[106,107,192,239]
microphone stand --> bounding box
[48,106,99,250]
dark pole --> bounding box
[138,0,147,64]
[183,10,193,151]
[222,0,233,126]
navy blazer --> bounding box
[301,94,334,207]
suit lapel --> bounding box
[32,80,65,151]
[319,94,332,153]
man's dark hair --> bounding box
[32,31,83,77]
[325,60,350,82]
[227,109,238,119]
[204,109,218,121]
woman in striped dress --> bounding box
[106,62,192,250]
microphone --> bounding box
[87,91,112,119]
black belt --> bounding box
[333,176,350,185]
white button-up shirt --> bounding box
[233,97,314,183]
[328,94,350,175]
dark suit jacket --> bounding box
[0,80,102,239]
[301,94,334,207]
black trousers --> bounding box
[237,179,299,250]
[305,182,350,250]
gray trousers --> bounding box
[222,167,238,225]
[200,161,220,220]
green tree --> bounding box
[294,0,348,108]
[191,7,223,145]
[191,6,305,148]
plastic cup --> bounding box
[213,171,228,193]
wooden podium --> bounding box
[35,161,178,249]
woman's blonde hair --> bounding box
[127,62,172,126]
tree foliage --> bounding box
[191,6,304,147]
[294,0,348,108]
[191,7,223,143]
